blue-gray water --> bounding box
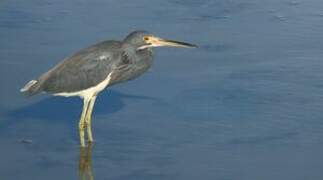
[1,0,323,179]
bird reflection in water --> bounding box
[79,143,94,180]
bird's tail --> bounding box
[20,80,41,96]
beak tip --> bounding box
[161,39,198,48]
[185,44,198,48]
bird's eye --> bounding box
[143,36,150,41]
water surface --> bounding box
[1,0,323,179]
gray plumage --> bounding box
[22,31,153,96]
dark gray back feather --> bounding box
[32,40,153,94]
[37,41,122,93]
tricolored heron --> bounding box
[21,30,197,147]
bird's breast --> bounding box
[108,49,153,86]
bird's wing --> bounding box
[38,40,123,94]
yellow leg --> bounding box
[86,96,97,143]
[79,98,90,147]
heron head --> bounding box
[123,30,197,50]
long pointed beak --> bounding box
[150,37,197,48]
[159,39,198,48]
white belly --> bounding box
[54,73,112,99]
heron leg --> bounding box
[86,96,97,143]
[79,98,91,147]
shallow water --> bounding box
[1,0,323,179]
